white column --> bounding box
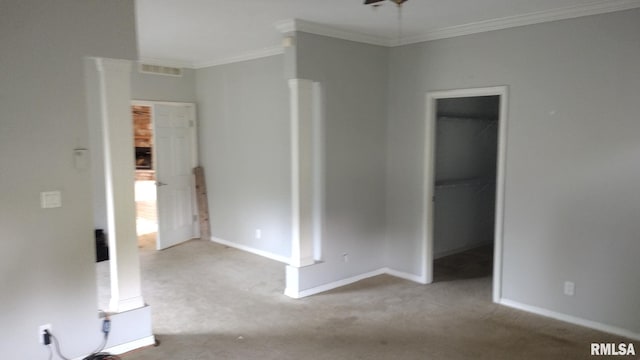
[289,79,315,268]
[92,58,145,312]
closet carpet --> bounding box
[118,240,628,360]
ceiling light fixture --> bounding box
[364,0,408,45]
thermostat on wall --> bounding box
[41,191,62,209]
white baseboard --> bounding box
[384,267,428,284]
[106,335,156,354]
[72,336,156,359]
[499,299,640,341]
[286,268,388,298]
[284,287,299,299]
[211,237,291,264]
[285,267,427,298]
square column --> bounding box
[89,57,144,312]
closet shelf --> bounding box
[436,178,481,189]
[437,114,496,122]
[437,115,498,137]
[435,177,495,192]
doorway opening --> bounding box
[133,105,158,251]
[424,87,508,302]
[133,100,200,251]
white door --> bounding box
[153,103,197,250]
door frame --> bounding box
[131,100,200,249]
[423,86,508,302]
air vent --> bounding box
[139,63,183,77]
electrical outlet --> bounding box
[38,324,51,344]
[255,229,262,239]
[342,253,349,263]
[564,281,575,296]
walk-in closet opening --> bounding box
[432,95,499,283]
[424,87,508,301]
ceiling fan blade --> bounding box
[364,0,408,5]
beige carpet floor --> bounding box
[113,240,629,360]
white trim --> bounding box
[109,296,145,314]
[142,1,640,69]
[288,79,316,268]
[71,335,156,359]
[211,237,291,264]
[402,0,640,45]
[499,299,640,341]
[285,267,427,299]
[105,335,156,355]
[275,19,388,46]
[423,95,436,286]
[286,268,388,299]
[273,1,640,47]
[193,46,284,69]
[138,57,194,69]
[311,82,325,262]
[385,267,428,284]
[424,86,509,303]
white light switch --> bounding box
[41,191,62,209]
[564,281,575,296]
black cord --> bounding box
[82,337,117,360]
[83,354,121,360]
[49,333,71,360]
[89,334,108,355]
[46,319,121,360]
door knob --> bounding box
[156,181,168,187]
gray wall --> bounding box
[0,1,138,358]
[385,9,640,333]
[131,67,197,102]
[196,55,291,259]
[294,32,389,288]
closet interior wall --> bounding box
[434,96,499,258]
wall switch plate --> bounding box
[255,229,262,239]
[38,324,51,344]
[41,191,62,209]
[564,281,575,296]
[73,148,89,170]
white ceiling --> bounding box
[135,0,640,68]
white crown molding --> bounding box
[276,18,390,46]
[401,0,640,45]
[275,0,640,48]
[143,0,640,69]
[137,57,195,69]
[193,46,284,69]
